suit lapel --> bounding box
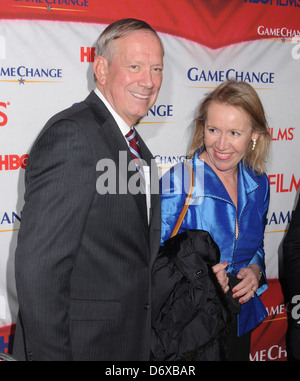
[87,92,149,228]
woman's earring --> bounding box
[252,139,256,151]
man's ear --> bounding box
[93,55,108,86]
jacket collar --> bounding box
[191,150,259,214]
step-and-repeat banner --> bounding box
[1,0,299,361]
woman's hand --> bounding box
[212,261,229,293]
[232,264,262,304]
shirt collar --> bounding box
[94,87,131,137]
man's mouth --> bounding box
[129,91,150,100]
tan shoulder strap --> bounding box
[170,162,195,238]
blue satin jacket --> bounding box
[160,150,270,336]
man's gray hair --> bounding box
[95,18,163,63]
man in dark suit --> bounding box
[283,195,300,361]
[13,18,164,361]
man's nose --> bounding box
[138,69,154,88]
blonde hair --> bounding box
[189,80,271,175]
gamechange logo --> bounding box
[187,67,275,89]
[12,0,89,13]
[0,65,63,85]
[0,35,63,85]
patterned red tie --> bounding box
[125,128,145,189]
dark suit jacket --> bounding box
[283,195,300,360]
[283,196,300,298]
[13,91,161,361]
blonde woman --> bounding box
[160,80,271,360]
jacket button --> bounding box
[27,351,33,361]
[195,269,203,275]
[144,303,150,310]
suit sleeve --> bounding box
[283,196,300,299]
[283,197,300,359]
[15,120,95,360]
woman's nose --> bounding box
[216,134,229,150]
